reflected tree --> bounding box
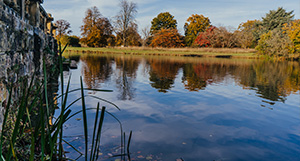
[81,55,113,89]
[115,56,140,100]
[148,59,182,93]
[239,61,300,102]
[180,59,300,102]
[182,63,211,91]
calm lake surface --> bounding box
[60,54,300,161]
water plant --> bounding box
[0,44,131,160]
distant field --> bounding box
[65,47,259,59]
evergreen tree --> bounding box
[262,7,294,31]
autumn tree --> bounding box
[214,26,238,48]
[115,0,138,47]
[255,29,292,57]
[194,26,216,47]
[254,8,295,56]
[150,28,184,48]
[236,20,261,48]
[81,6,113,47]
[115,22,141,46]
[55,19,72,39]
[184,14,211,46]
[283,20,300,53]
[194,26,238,48]
[150,12,177,34]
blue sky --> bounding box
[43,0,300,36]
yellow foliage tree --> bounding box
[184,14,210,46]
[283,19,300,53]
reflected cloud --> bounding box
[62,53,300,160]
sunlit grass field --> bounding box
[65,46,258,58]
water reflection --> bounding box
[66,54,300,160]
[182,63,212,91]
[79,54,300,104]
[148,58,182,93]
[81,55,113,89]
[238,61,300,102]
[115,56,140,100]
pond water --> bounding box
[60,54,300,161]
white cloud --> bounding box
[43,0,300,36]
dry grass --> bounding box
[65,46,258,59]
[116,46,256,53]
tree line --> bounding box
[55,0,300,57]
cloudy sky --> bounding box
[43,0,300,36]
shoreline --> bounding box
[65,47,300,60]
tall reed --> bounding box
[0,44,132,160]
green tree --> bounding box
[80,6,113,47]
[254,7,295,56]
[150,12,177,34]
[262,7,294,31]
[58,35,80,47]
[115,0,138,47]
[184,14,210,46]
[68,35,81,47]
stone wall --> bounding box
[0,0,57,129]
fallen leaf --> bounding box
[146,156,153,160]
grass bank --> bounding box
[65,47,259,59]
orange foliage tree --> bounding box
[80,6,113,47]
[150,28,184,48]
[193,26,216,47]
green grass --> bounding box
[65,46,259,58]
